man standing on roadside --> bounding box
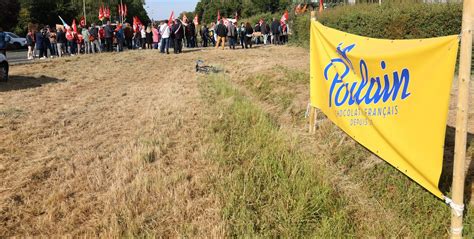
[215,20,227,50]
[89,24,101,53]
[104,21,114,52]
[56,27,66,57]
[159,20,171,54]
[271,18,280,45]
[171,19,184,54]
[227,21,237,50]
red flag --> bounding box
[118,4,122,16]
[72,19,77,33]
[133,16,138,32]
[104,6,110,19]
[280,10,289,24]
[168,11,174,26]
[80,16,86,27]
[319,0,324,13]
[217,10,221,22]
[193,15,198,25]
[124,4,128,17]
[99,6,104,20]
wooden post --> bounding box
[308,11,318,134]
[451,0,473,238]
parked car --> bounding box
[6,32,27,49]
[0,52,8,82]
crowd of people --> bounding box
[23,17,290,59]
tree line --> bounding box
[0,0,150,35]
[194,0,293,25]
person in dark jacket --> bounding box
[56,28,66,57]
[35,27,45,58]
[200,24,209,47]
[89,24,101,53]
[244,22,253,49]
[260,20,269,45]
[215,20,227,50]
[238,23,245,49]
[171,19,184,54]
[124,23,134,49]
[104,21,114,52]
[227,21,237,50]
[271,18,281,45]
[188,22,196,48]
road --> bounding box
[6,49,29,65]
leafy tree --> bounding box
[12,0,149,35]
[0,0,21,31]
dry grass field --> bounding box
[0,45,473,237]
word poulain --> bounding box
[324,57,411,108]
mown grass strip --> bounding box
[199,74,357,238]
[240,67,474,237]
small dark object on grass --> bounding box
[196,60,220,74]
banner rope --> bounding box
[444,196,464,217]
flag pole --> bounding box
[451,0,473,237]
[120,0,123,24]
[83,0,87,25]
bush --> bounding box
[290,3,462,47]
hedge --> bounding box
[290,3,463,47]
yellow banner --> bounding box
[310,21,459,199]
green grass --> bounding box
[199,74,357,237]
[234,66,474,237]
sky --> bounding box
[145,0,199,20]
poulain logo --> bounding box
[323,43,411,108]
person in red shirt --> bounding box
[98,26,105,52]
[65,27,76,55]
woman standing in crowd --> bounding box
[65,27,75,55]
[244,22,253,49]
[43,27,52,58]
[82,25,90,54]
[140,25,146,49]
[49,28,57,57]
[26,29,35,60]
[238,22,245,49]
[98,25,105,51]
[146,24,153,49]
[152,24,159,49]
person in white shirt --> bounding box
[140,25,146,49]
[159,20,171,54]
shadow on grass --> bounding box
[0,75,66,92]
[439,126,474,203]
